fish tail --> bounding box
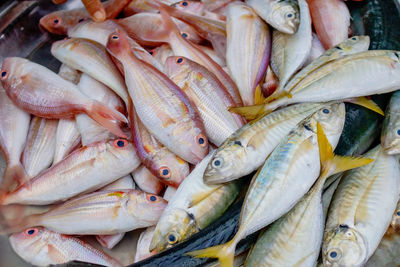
[0,163,29,192]
[228,104,269,121]
[316,122,373,179]
[186,238,237,267]
[345,97,384,115]
[0,211,41,234]
[86,101,128,138]
[254,85,266,105]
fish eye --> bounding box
[396,211,400,216]
[287,13,293,18]
[159,167,171,179]
[397,129,400,136]
[1,71,7,80]
[149,49,156,56]
[181,32,189,38]
[78,18,85,23]
[351,37,357,40]
[168,233,178,244]
[330,251,338,258]
[180,1,189,7]
[113,139,128,148]
[234,140,242,146]
[322,108,330,114]
[328,249,341,260]
[176,57,185,64]
[24,228,38,237]
[146,194,159,202]
[196,134,207,147]
[212,158,223,168]
[53,18,60,25]
[111,35,119,40]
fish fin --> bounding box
[228,104,266,121]
[48,244,68,262]
[86,101,128,138]
[1,163,30,192]
[186,238,236,267]
[317,122,373,177]
[345,97,384,116]
[254,85,266,105]
[0,212,41,234]
[264,90,292,103]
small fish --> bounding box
[9,227,123,267]
[132,165,165,195]
[1,139,140,205]
[0,85,30,189]
[0,57,127,138]
[245,124,372,267]
[307,0,351,49]
[1,189,167,235]
[322,145,400,267]
[117,13,203,46]
[51,37,130,106]
[22,117,58,178]
[226,2,271,106]
[165,56,245,146]
[75,74,125,146]
[246,0,300,34]
[107,30,208,164]
[187,103,346,266]
[381,91,400,155]
[131,111,189,188]
[134,226,158,263]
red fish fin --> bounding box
[86,101,128,138]
[0,212,41,234]
[1,163,30,192]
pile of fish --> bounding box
[0,0,399,266]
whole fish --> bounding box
[307,0,351,49]
[322,145,400,267]
[9,227,123,267]
[1,189,167,235]
[246,0,299,34]
[107,30,208,164]
[0,85,30,189]
[136,8,242,106]
[76,74,125,146]
[134,226,157,262]
[51,37,130,106]
[39,0,132,34]
[366,225,400,267]
[245,124,372,267]
[187,103,346,265]
[270,0,312,95]
[226,2,271,106]
[117,13,203,46]
[0,57,127,138]
[150,152,240,252]
[232,50,400,119]
[96,175,136,250]
[165,56,245,146]
[381,90,400,155]
[131,111,189,187]
[132,165,164,195]
[304,33,326,66]
[53,65,81,165]
[1,139,140,205]
[22,117,58,178]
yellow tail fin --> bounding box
[186,239,236,267]
[229,104,266,121]
[254,85,266,105]
[316,122,374,177]
[346,97,384,115]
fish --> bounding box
[187,103,346,265]
[226,2,271,106]
[75,74,125,146]
[269,0,312,95]
[117,13,203,46]
[22,117,58,178]
[322,145,400,267]
[381,90,400,155]
[149,44,173,66]
[304,33,326,66]
[9,227,123,267]
[96,175,136,250]
[0,57,127,138]
[39,0,132,34]
[1,139,140,205]
[150,151,240,252]
[245,0,300,34]
[1,189,167,235]
[163,186,177,202]
[0,85,30,190]
[165,56,245,146]
[132,165,164,195]
[136,7,242,106]
[245,124,372,267]
[123,0,176,15]
[366,225,400,267]
[232,50,400,119]
[134,226,158,262]
[51,37,130,106]
[307,0,351,49]
[131,111,189,188]
[107,30,208,164]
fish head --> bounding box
[106,139,137,161]
[172,1,204,14]
[381,113,400,155]
[1,57,28,87]
[309,103,346,148]
[106,30,133,61]
[322,225,368,267]
[269,2,299,34]
[127,190,167,223]
[335,36,370,54]
[164,56,191,79]
[9,227,49,260]
[39,10,86,35]
[150,209,198,252]
[203,139,246,184]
